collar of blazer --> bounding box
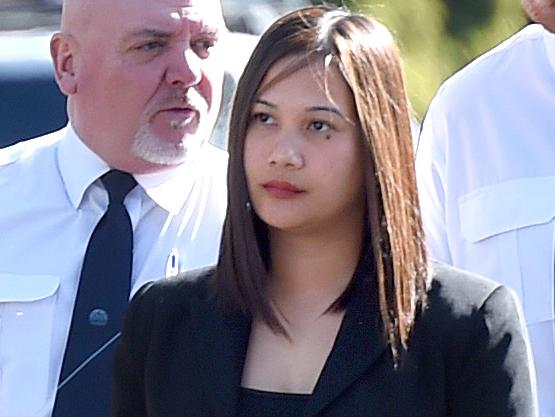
[195,251,388,417]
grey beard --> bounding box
[131,124,189,166]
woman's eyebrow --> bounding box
[253,101,345,119]
[253,98,276,108]
[307,106,344,118]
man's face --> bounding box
[65,0,226,173]
[521,0,555,33]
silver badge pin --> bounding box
[165,248,180,278]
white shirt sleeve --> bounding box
[415,98,452,265]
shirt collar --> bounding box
[57,124,207,214]
[134,159,199,215]
[543,26,555,74]
[57,125,110,210]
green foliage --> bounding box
[312,0,527,118]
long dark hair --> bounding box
[214,5,429,358]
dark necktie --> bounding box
[53,170,137,417]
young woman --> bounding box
[112,6,537,416]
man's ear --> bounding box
[51,33,78,95]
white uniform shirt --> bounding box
[417,24,555,416]
[0,126,228,417]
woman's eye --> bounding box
[252,112,275,124]
[310,120,331,132]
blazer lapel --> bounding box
[302,256,387,417]
[193,302,251,417]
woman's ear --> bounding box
[50,33,77,95]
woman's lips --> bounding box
[262,180,305,199]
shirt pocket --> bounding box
[458,177,555,325]
[0,274,59,417]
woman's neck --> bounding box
[268,226,364,315]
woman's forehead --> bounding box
[258,54,341,93]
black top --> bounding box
[236,387,310,417]
[113,262,538,417]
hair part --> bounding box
[214,5,429,360]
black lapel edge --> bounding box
[302,254,388,417]
[193,299,251,417]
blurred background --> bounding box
[339,0,528,117]
[0,0,528,147]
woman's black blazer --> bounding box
[112,262,537,417]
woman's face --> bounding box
[244,57,366,235]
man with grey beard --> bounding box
[0,0,229,415]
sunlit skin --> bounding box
[50,0,226,173]
[521,0,555,32]
[244,58,366,239]
[241,57,366,393]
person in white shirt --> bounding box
[0,0,228,415]
[416,0,554,414]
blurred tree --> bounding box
[312,0,527,118]
[443,0,496,39]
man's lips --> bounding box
[262,180,305,198]
[155,107,197,129]
[159,107,197,117]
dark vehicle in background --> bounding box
[0,30,67,148]
[0,0,308,149]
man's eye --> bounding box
[199,40,216,50]
[136,41,164,52]
[193,39,216,58]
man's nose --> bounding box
[165,47,202,87]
